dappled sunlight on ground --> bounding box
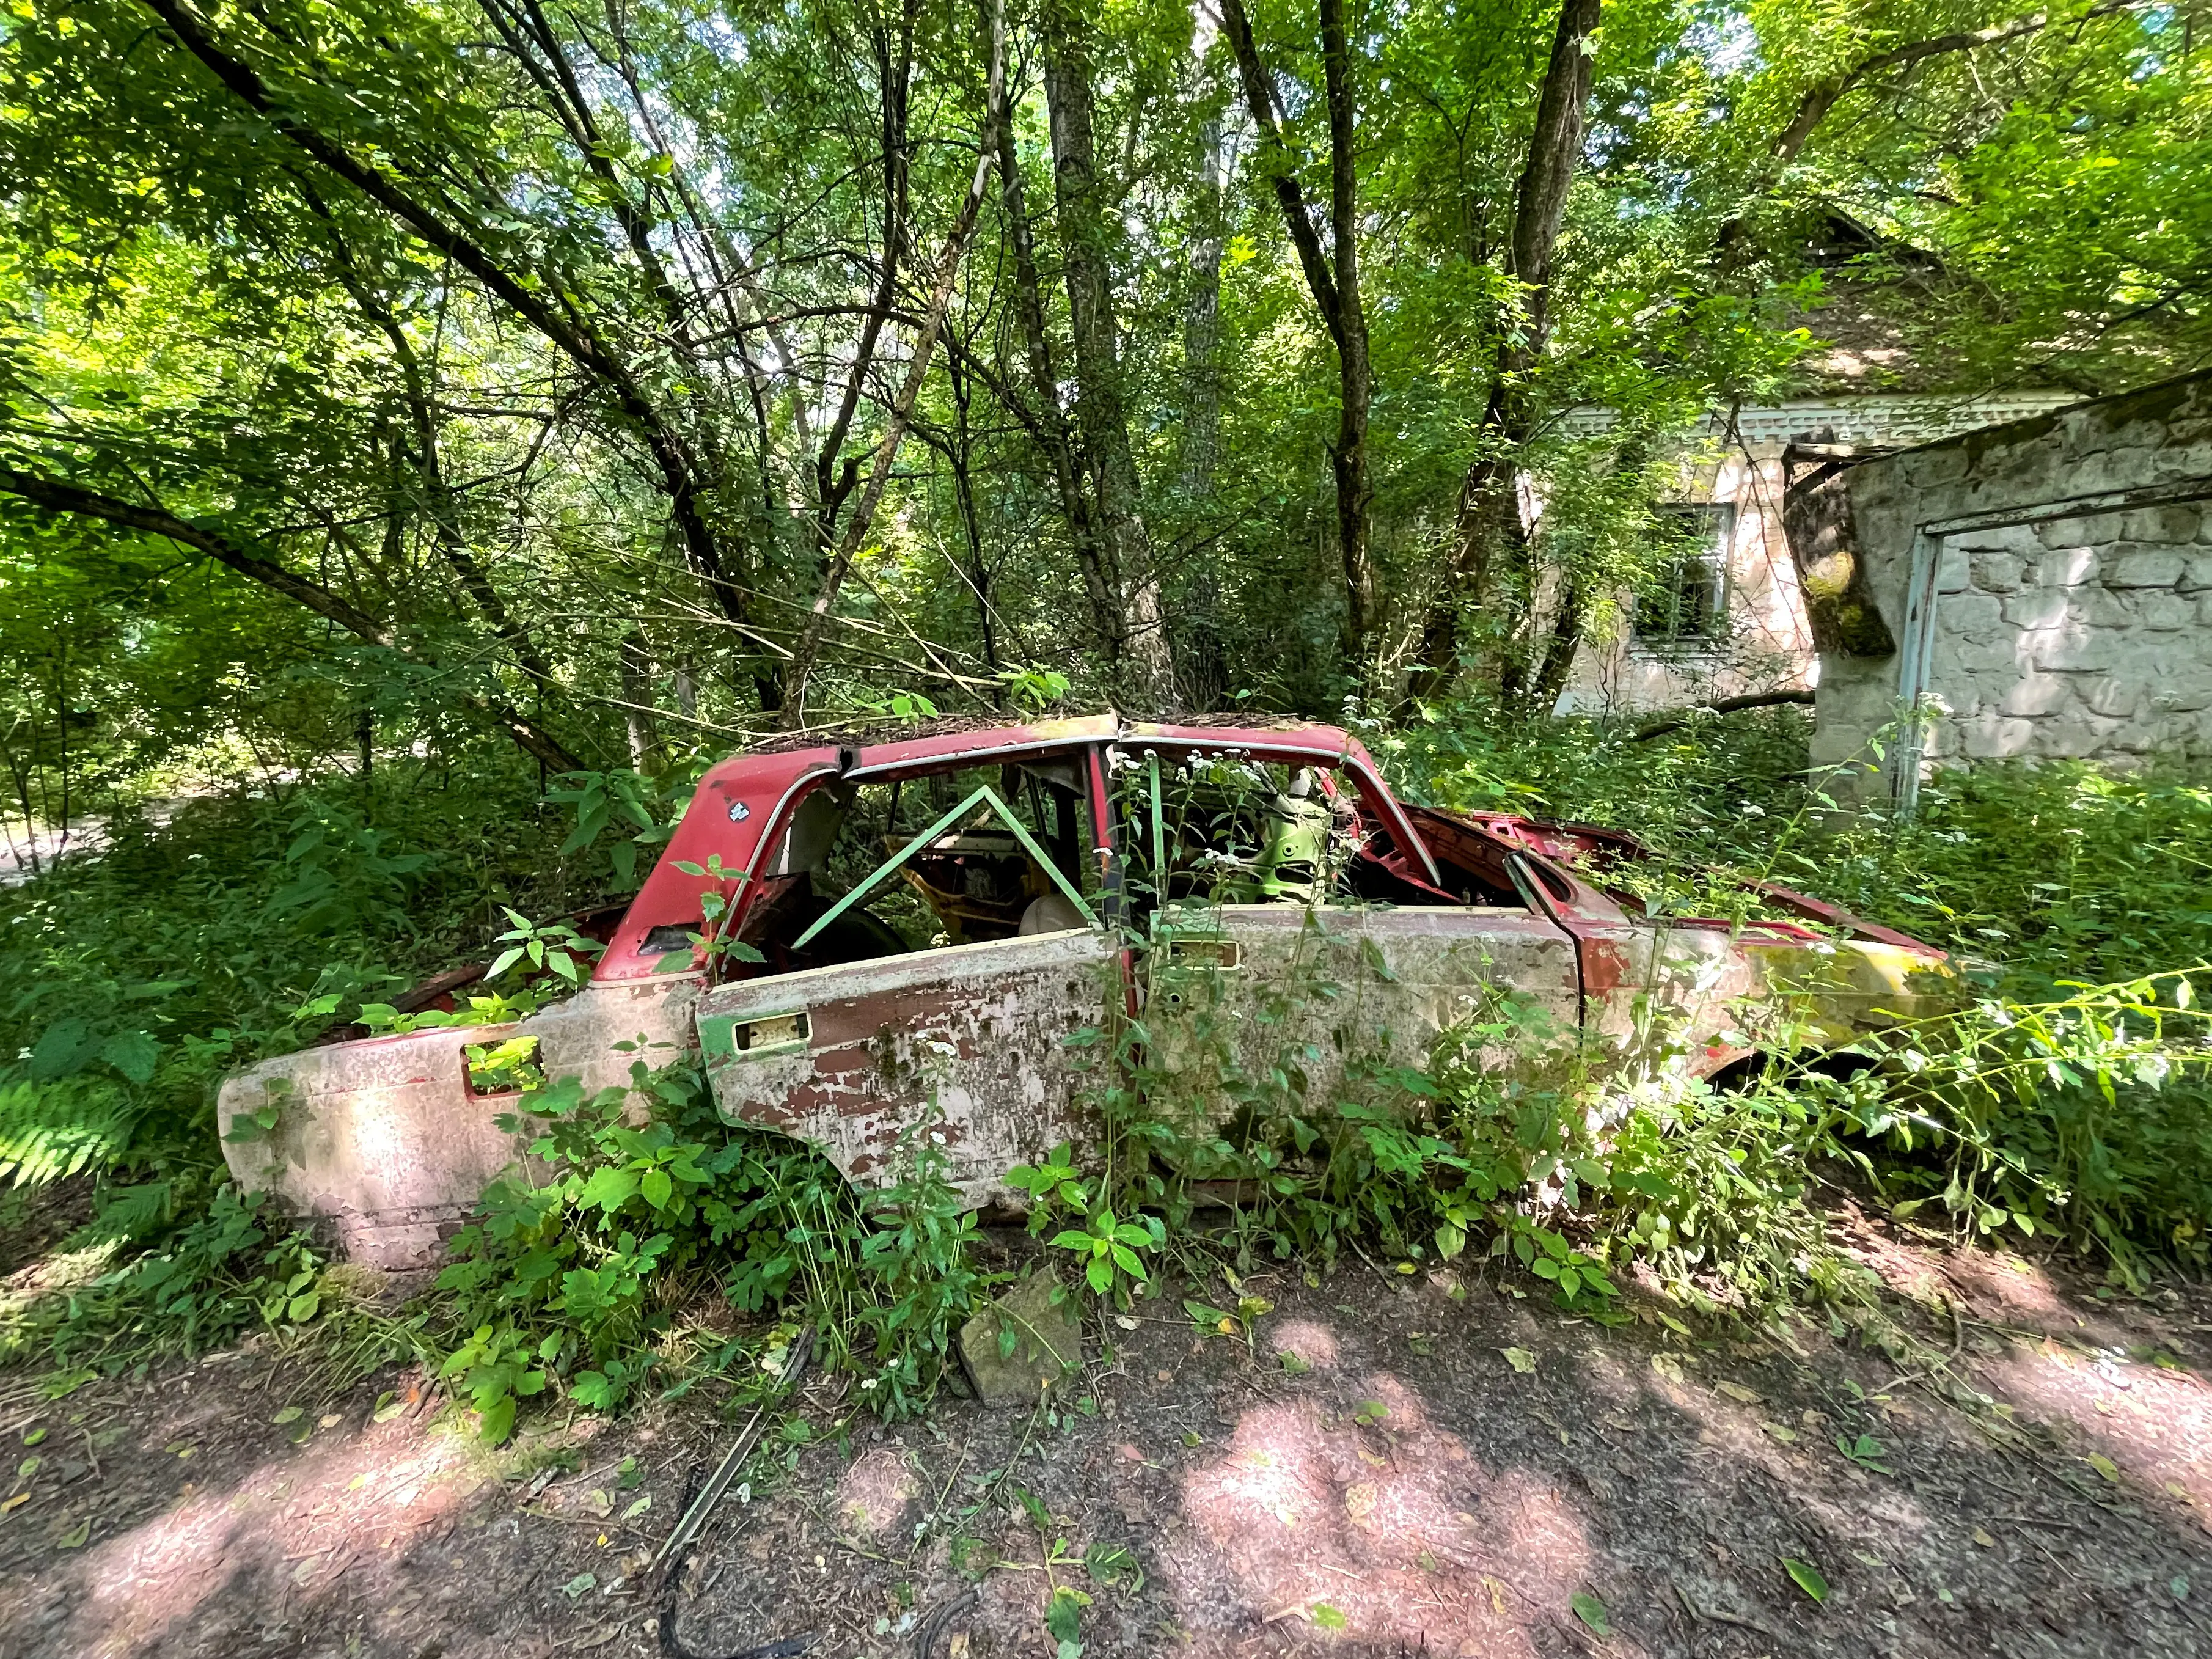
[1171,1346,1606,1657]
[10,1235,2212,1657]
[1986,1333,2212,1530]
[20,1390,485,1658]
[1265,1319,1338,1371]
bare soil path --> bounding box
[5,1210,2211,1659]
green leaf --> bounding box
[1569,1591,1611,1635]
[477,1394,517,1445]
[578,1165,640,1212]
[1782,1556,1828,1602]
[640,1168,673,1210]
[1044,1584,1090,1645]
[98,1030,161,1083]
[1312,1603,1347,1630]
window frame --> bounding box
[1632,502,1736,651]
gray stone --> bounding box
[2067,588,2139,629]
[2122,504,2201,543]
[2082,678,2144,719]
[1943,591,2004,638]
[2000,590,2068,631]
[1969,552,2025,593]
[2140,591,2197,631]
[2042,516,2121,550]
[2150,670,2212,714]
[1958,714,2035,759]
[2032,547,2098,587]
[2104,548,2186,589]
[958,1269,1083,1407]
[2031,626,2125,674]
[1935,546,1971,594]
[2179,553,2212,594]
[2037,716,2115,758]
[1934,632,2015,678]
[2000,673,2072,719]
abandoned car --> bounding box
[218,715,1954,1266]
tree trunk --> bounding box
[1220,0,1374,673]
[618,632,661,771]
[779,0,1008,728]
[1179,106,1227,502]
[1412,0,1601,703]
[1038,0,1175,711]
[993,111,1122,658]
[1318,0,1373,668]
[944,348,1005,688]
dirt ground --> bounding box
[5,1206,2212,1659]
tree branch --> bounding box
[780,0,1007,728]
[0,466,584,772]
[137,0,745,632]
[0,466,391,643]
[1772,2,2138,165]
[1220,0,1342,342]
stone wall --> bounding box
[1806,373,2212,794]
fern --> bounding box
[0,1079,141,1188]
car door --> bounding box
[693,927,1120,1206]
[1141,901,1583,1143]
[692,745,1121,1206]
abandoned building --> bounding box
[1553,213,2103,719]
[1555,388,2077,714]
[1785,369,2212,804]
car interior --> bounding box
[711,742,1544,985]
[723,755,1101,980]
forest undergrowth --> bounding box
[2,706,2208,1446]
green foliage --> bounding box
[1008,1141,1163,1299]
[848,1111,997,1415]
[1,1180,339,1369]
[1394,709,2212,1284]
[0,1077,138,1187]
[431,1058,989,1438]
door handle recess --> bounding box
[699,1008,811,1063]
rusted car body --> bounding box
[219,715,1952,1266]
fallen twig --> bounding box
[654,1327,815,1572]
[1672,1574,1784,1640]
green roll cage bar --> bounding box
[789,782,1101,952]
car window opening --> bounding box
[1111,748,1529,921]
[723,758,1102,980]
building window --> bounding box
[1634,504,1733,646]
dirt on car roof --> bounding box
[5,1204,2211,1659]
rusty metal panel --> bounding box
[1578,922,1958,1079]
[218,976,701,1267]
[694,928,1118,1205]
[1143,904,1583,1137]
